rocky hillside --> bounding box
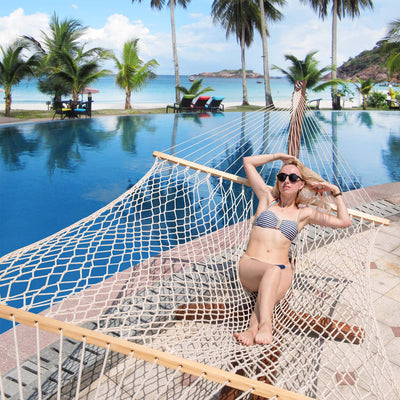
[196,69,263,79]
[334,43,399,83]
[198,42,399,83]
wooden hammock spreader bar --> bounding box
[153,150,390,226]
[0,304,314,400]
[329,203,389,226]
[153,150,250,187]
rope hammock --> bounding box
[0,81,399,400]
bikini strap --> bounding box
[266,198,279,210]
[296,206,302,223]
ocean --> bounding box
[4,74,337,110]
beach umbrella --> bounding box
[81,86,99,101]
[83,86,99,94]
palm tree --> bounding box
[111,39,158,109]
[212,0,261,106]
[24,14,86,101]
[384,19,400,80]
[131,0,190,103]
[257,0,286,107]
[38,13,84,62]
[347,77,377,110]
[300,0,374,110]
[0,40,39,116]
[51,46,112,101]
[272,51,339,94]
[175,78,214,98]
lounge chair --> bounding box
[191,96,211,112]
[307,98,322,110]
[74,100,93,118]
[52,100,74,120]
[166,95,196,113]
[205,96,224,112]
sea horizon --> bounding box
[3,74,347,111]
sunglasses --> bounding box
[277,172,303,183]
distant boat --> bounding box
[257,80,263,84]
[189,76,195,82]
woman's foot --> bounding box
[254,321,273,345]
[234,326,257,346]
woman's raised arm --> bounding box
[306,181,352,228]
[243,153,296,201]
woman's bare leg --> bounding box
[234,309,258,346]
[254,266,281,344]
[234,256,292,345]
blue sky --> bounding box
[0,1,397,75]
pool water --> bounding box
[0,111,399,258]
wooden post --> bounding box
[287,80,307,158]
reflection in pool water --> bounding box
[0,111,399,258]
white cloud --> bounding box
[338,22,387,64]
[267,2,390,73]
[0,2,393,76]
[174,14,244,73]
[82,13,173,72]
[0,8,49,48]
[72,5,78,10]
[188,13,203,19]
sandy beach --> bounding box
[4,98,354,112]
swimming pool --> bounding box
[0,110,399,258]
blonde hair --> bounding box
[271,159,332,209]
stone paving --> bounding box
[370,211,400,391]
[362,181,400,395]
[0,115,20,124]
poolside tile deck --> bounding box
[366,184,400,393]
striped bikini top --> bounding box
[253,199,300,242]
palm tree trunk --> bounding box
[125,88,132,109]
[170,0,181,103]
[5,91,11,117]
[331,0,340,110]
[259,0,274,108]
[241,27,249,106]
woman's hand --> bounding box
[310,181,340,196]
[276,153,298,163]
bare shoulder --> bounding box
[256,188,274,212]
[298,205,313,227]
[299,205,312,217]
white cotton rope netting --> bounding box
[0,101,399,400]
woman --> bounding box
[234,153,351,346]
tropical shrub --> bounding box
[347,77,378,110]
[176,78,214,98]
[367,91,388,109]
